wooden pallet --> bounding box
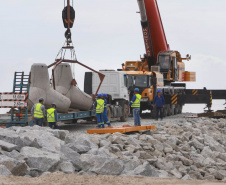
[87,125,156,134]
[198,112,224,118]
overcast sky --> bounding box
[0,0,226,113]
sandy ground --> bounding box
[0,173,225,185]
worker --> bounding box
[153,89,165,121]
[47,103,58,129]
[94,94,105,128]
[31,97,45,126]
[129,88,141,126]
[102,94,111,127]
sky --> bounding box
[0,0,226,113]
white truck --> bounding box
[84,70,130,122]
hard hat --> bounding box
[97,94,102,97]
[134,88,139,92]
[102,93,107,98]
[51,103,57,107]
[39,97,44,102]
[157,89,162,93]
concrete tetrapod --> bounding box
[54,64,93,111]
[28,63,71,113]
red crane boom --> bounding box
[137,0,169,68]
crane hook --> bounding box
[65,28,72,45]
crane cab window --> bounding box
[159,55,171,71]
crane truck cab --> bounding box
[125,71,163,114]
[84,69,165,119]
[157,51,192,84]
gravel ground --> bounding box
[0,172,224,185]
[58,113,198,136]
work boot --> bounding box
[108,123,111,127]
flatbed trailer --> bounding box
[0,109,96,127]
[58,110,96,122]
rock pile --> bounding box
[0,117,225,181]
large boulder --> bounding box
[0,140,17,152]
[47,129,69,141]
[19,130,64,152]
[189,139,204,151]
[218,153,226,162]
[87,148,111,158]
[1,150,26,161]
[60,145,82,170]
[21,147,61,172]
[121,159,141,174]
[215,170,226,180]
[0,155,28,176]
[80,154,124,175]
[66,137,97,154]
[0,128,24,150]
[0,165,12,176]
[0,155,17,171]
[59,161,75,174]
[127,162,159,177]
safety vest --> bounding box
[34,103,44,118]
[131,94,141,108]
[47,108,56,122]
[96,99,104,113]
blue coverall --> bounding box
[94,101,105,128]
[153,94,165,120]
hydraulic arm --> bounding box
[137,0,169,68]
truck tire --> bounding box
[151,108,156,119]
[120,104,129,122]
[166,105,171,116]
[178,105,183,114]
[107,107,112,122]
[72,119,77,123]
[170,106,175,116]
[174,106,178,115]
[113,107,118,118]
[163,107,168,117]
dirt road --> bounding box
[0,173,224,185]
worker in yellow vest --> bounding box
[94,94,105,128]
[31,97,46,126]
[129,88,141,126]
[47,103,58,129]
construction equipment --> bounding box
[85,70,130,122]
[48,0,105,100]
[29,0,105,113]
[118,0,226,117]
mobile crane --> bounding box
[120,0,195,117]
[85,0,226,118]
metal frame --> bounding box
[48,59,105,97]
[58,110,96,121]
[10,72,30,126]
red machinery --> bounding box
[137,0,169,68]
